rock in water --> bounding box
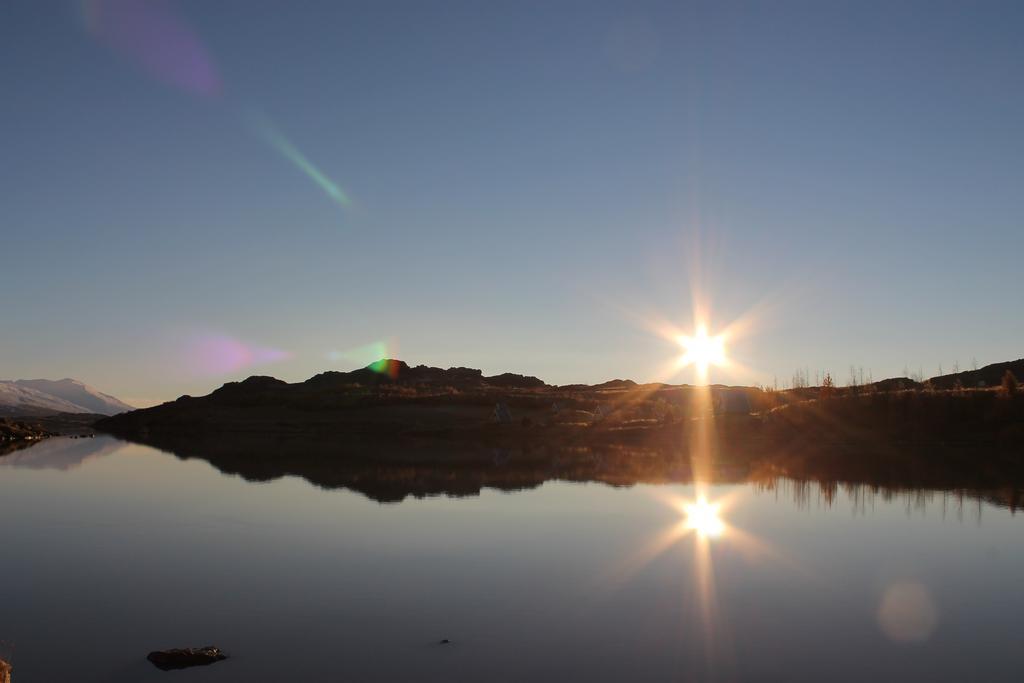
[0,658,11,683]
[146,646,227,671]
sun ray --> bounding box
[592,519,694,588]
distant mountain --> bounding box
[0,379,133,416]
[0,382,86,415]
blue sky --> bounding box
[2,0,1022,405]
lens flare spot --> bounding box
[878,582,939,642]
[185,334,291,376]
[81,0,222,96]
[327,341,392,366]
[369,358,402,379]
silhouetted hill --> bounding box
[483,372,547,388]
[300,362,545,390]
[871,377,923,392]
[927,359,1024,390]
[592,379,639,390]
[97,359,715,440]
[95,358,1024,459]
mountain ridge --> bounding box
[96,357,1024,446]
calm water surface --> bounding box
[1,437,1022,681]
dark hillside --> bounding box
[928,359,1024,390]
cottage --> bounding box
[714,389,752,416]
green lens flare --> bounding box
[328,341,389,365]
[327,341,399,379]
[248,113,351,207]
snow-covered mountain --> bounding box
[0,382,85,415]
[0,379,133,416]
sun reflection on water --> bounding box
[683,496,726,539]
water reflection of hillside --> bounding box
[0,436,125,471]
[114,432,1024,510]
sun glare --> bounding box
[683,497,725,539]
[676,325,728,379]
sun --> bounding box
[677,324,728,379]
[683,496,725,539]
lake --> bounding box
[1,436,1022,681]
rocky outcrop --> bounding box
[303,362,544,390]
[484,372,546,388]
[147,646,227,671]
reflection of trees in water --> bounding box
[111,431,1024,510]
[751,477,1014,519]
